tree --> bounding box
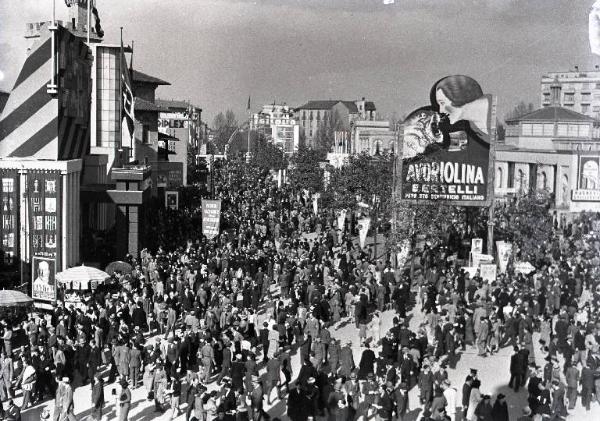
[505,101,535,121]
[251,135,287,171]
[289,147,324,193]
[314,109,344,153]
[493,189,554,265]
[212,109,238,152]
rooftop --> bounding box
[155,99,190,111]
[134,97,168,113]
[505,106,598,124]
[296,100,359,113]
[0,91,9,114]
[132,70,170,86]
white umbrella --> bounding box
[56,264,109,290]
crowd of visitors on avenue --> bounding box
[0,158,599,421]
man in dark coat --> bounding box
[462,376,473,419]
[491,393,509,421]
[91,373,104,421]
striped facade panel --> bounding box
[0,26,91,161]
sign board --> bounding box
[399,75,494,207]
[514,261,535,275]
[572,155,600,201]
[461,266,478,278]
[165,190,179,210]
[32,256,56,303]
[358,217,371,249]
[480,263,497,282]
[201,199,221,239]
[471,252,493,268]
[0,171,19,269]
[471,238,483,254]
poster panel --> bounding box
[496,241,512,273]
[32,256,56,303]
[480,263,497,282]
[201,199,221,240]
[358,217,371,249]
[165,191,179,210]
[399,75,494,207]
[572,155,600,201]
[471,238,483,254]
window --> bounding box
[521,123,532,136]
[496,167,503,189]
[507,162,515,188]
[517,169,526,192]
[543,93,551,102]
[557,124,568,136]
[543,124,554,136]
[582,104,590,114]
[538,171,548,190]
[568,124,579,136]
[2,178,14,193]
[316,111,320,121]
[582,93,591,102]
[142,125,149,144]
[302,111,306,120]
[593,106,600,113]
[579,125,590,137]
[532,124,543,136]
[564,93,575,102]
[309,111,313,120]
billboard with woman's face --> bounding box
[399,75,494,207]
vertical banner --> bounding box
[358,217,371,249]
[32,256,56,303]
[496,241,512,273]
[337,209,347,231]
[0,171,19,268]
[201,199,221,240]
[312,193,319,216]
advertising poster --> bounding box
[471,238,483,254]
[400,75,494,206]
[471,252,493,268]
[165,191,179,210]
[337,209,347,231]
[572,155,600,201]
[496,241,512,273]
[32,256,56,303]
[480,263,497,282]
[358,217,371,249]
[201,199,221,240]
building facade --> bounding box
[541,68,600,118]
[495,106,600,213]
[295,98,376,147]
[250,104,300,154]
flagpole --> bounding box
[119,27,123,154]
[87,0,91,44]
[246,96,251,163]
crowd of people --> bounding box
[0,158,599,421]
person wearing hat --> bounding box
[491,393,508,421]
[54,377,76,421]
[442,380,457,421]
[5,399,20,421]
[474,394,492,421]
[118,377,131,421]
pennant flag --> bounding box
[247,95,251,111]
[590,1,600,55]
[120,38,135,143]
[358,217,371,249]
[337,209,347,231]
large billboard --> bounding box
[572,155,600,201]
[32,256,56,303]
[399,75,495,207]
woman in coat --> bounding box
[91,373,105,421]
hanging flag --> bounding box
[121,38,135,142]
[590,0,600,55]
[247,95,251,111]
[358,217,371,249]
[91,1,104,38]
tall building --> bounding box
[250,104,299,154]
[541,67,600,118]
[295,98,376,147]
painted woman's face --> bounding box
[436,89,461,124]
